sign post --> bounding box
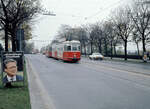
[16,29,24,51]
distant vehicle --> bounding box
[89,53,104,60]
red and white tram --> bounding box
[45,45,52,57]
[46,40,81,62]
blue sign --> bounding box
[16,29,24,40]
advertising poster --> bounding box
[1,51,24,87]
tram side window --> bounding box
[64,45,67,51]
[78,46,80,51]
[49,47,52,51]
[67,46,71,51]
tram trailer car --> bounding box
[47,40,81,62]
[45,45,52,57]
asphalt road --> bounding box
[26,54,150,109]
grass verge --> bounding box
[0,61,31,109]
[105,57,150,65]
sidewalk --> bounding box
[82,55,150,63]
[81,56,150,76]
[105,57,150,63]
[82,55,150,64]
[26,57,55,109]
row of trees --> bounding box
[55,0,150,60]
[0,0,41,51]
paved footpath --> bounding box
[26,57,55,109]
[82,56,150,76]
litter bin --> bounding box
[143,52,148,62]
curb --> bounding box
[26,57,55,109]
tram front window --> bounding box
[72,46,77,51]
[67,46,71,51]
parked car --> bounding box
[89,53,104,60]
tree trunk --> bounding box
[142,37,146,53]
[104,39,108,56]
[22,41,26,52]
[5,28,8,51]
[90,42,93,54]
[11,37,16,51]
[83,43,86,56]
[98,39,102,53]
[114,45,117,55]
[11,30,17,51]
[124,41,127,60]
[136,42,140,56]
[111,41,113,59]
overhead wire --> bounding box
[84,0,125,20]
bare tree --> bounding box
[130,0,150,54]
[85,24,99,54]
[132,30,141,55]
[56,24,73,41]
[75,27,88,55]
[103,21,119,58]
[102,21,113,56]
[89,23,104,54]
[112,7,134,60]
[0,0,41,51]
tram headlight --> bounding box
[74,54,76,58]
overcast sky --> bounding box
[31,0,132,49]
